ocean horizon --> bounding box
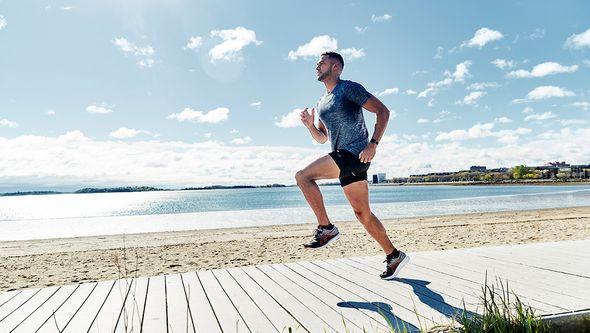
[1,184,590,241]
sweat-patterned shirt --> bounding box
[317,79,373,155]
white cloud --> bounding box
[513,86,575,103]
[412,70,428,76]
[0,118,18,128]
[491,59,515,70]
[570,102,589,111]
[462,28,503,48]
[86,105,113,114]
[275,108,303,128]
[46,110,56,116]
[585,60,590,68]
[417,118,429,124]
[185,36,203,51]
[109,127,152,139]
[405,89,417,95]
[376,88,399,97]
[371,14,392,22]
[209,27,262,62]
[418,61,471,99]
[61,6,73,10]
[467,82,500,90]
[203,133,212,138]
[249,101,262,110]
[435,123,495,141]
[528,28,545,40]
[526,86,575,100]
[0,15,6,30]
[230,129,239,134]
[433,46,444,59]
[507,62,578,78]
[524,112,557,121]
[564,28,590,49]
[231,136,252,145]
[167,107,229,124]
[288,35,338,61]
[495,117,513,124]
[340,48,365,61]
[436,122,531,144]
[452,60,472,82]
[459,91,486,105]
[354,26,367,33]
[9,127,590,186]
[560,119,587,126]
[522,107,534,114]
[113,37,155,68]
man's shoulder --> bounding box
[339,79,366,91]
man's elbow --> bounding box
[379,107,390,121]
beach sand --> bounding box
[1,206,590,292]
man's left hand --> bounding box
[359,143,377,163]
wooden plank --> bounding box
[420,249,590,301]
[434,250,590,302]
[343,257,484,313]
[62,280,116,333]
[282,262,394,332]
[469,246,590,278]
[36,282,97,333]
[11,284,78,333]
[0,291,21,310]
[257,264,359,332]
[140,276,167,333]
[300,260,438,332]
[241,265,327,332]
[0,286,59,332]
[0,288,41,324]
[408,254,566,313]
[113,277,149,333]
[87,279,133,333]
[179,272,221,333]
[213,269,277,332]
[197,269,250,333]
[226,267,301,332]
[165,274,195,333]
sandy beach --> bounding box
[1,206,590,292]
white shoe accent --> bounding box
[381,253,410,280]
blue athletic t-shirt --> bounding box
[317,79,372,155]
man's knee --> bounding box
[295,170,311,186]
[354,209,372,224]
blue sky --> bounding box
[0,0,589,190]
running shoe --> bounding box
[303,225,340,249]
[380,251,409,280]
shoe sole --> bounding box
[381,254,410,280]
[306,233,340,249]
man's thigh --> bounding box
[342,180,370,212]
[301,155,340,180]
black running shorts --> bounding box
[329,149,370,187]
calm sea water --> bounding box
[1,185,590,241]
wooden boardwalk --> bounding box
[0,239,589,332]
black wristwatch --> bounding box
[370,138,379,145]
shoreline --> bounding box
[1,206,590,292]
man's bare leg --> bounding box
[342,180,395,254]
[295,155,340,226]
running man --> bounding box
[295,51,408,280]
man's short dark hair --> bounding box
[321,51,344,69]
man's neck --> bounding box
[323,77,340,93]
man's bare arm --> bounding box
[362,95,390,143]
[358,96,390,163]
[300,108,328,144]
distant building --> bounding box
[470,166,486,172]
[372,173,387,184]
